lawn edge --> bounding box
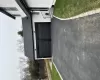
[53,8,100,20]
[52,61,63,80]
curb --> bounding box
[52,62,63,80]
[53,8,100,20]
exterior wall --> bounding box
[32,11,51,22]
[22,17,34,60]
[25,0,55,8]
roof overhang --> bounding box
[0,0,56,19]
[15,0,30,17]
[0,0,29,18]
[0,7,15,19]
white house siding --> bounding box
[25,0,55,8]
[32,11,51,22]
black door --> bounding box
[35,23,51,58]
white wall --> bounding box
[26,0,54,8]
[32,11,51,22]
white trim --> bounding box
[33,32,36,49]
[35,55,53,60]
[53,61,63,80]
[53,8,100,20]
[34,49,37,59]
[35,57,52,60]
[32,19,37,60]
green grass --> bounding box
[54,0,100,18]
[52,64,61,80]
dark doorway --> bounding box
[35,22,51,58]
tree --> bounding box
[17,30,47,80]
[18,30,23,37]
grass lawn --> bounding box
[52,64,61,80]
[54,0,100,18]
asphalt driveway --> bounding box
[51,13,100,80]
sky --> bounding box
[0,12,27,80]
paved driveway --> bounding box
[51,13,100,80]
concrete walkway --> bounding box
[45,60,52,80]
[51,13,100,80]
